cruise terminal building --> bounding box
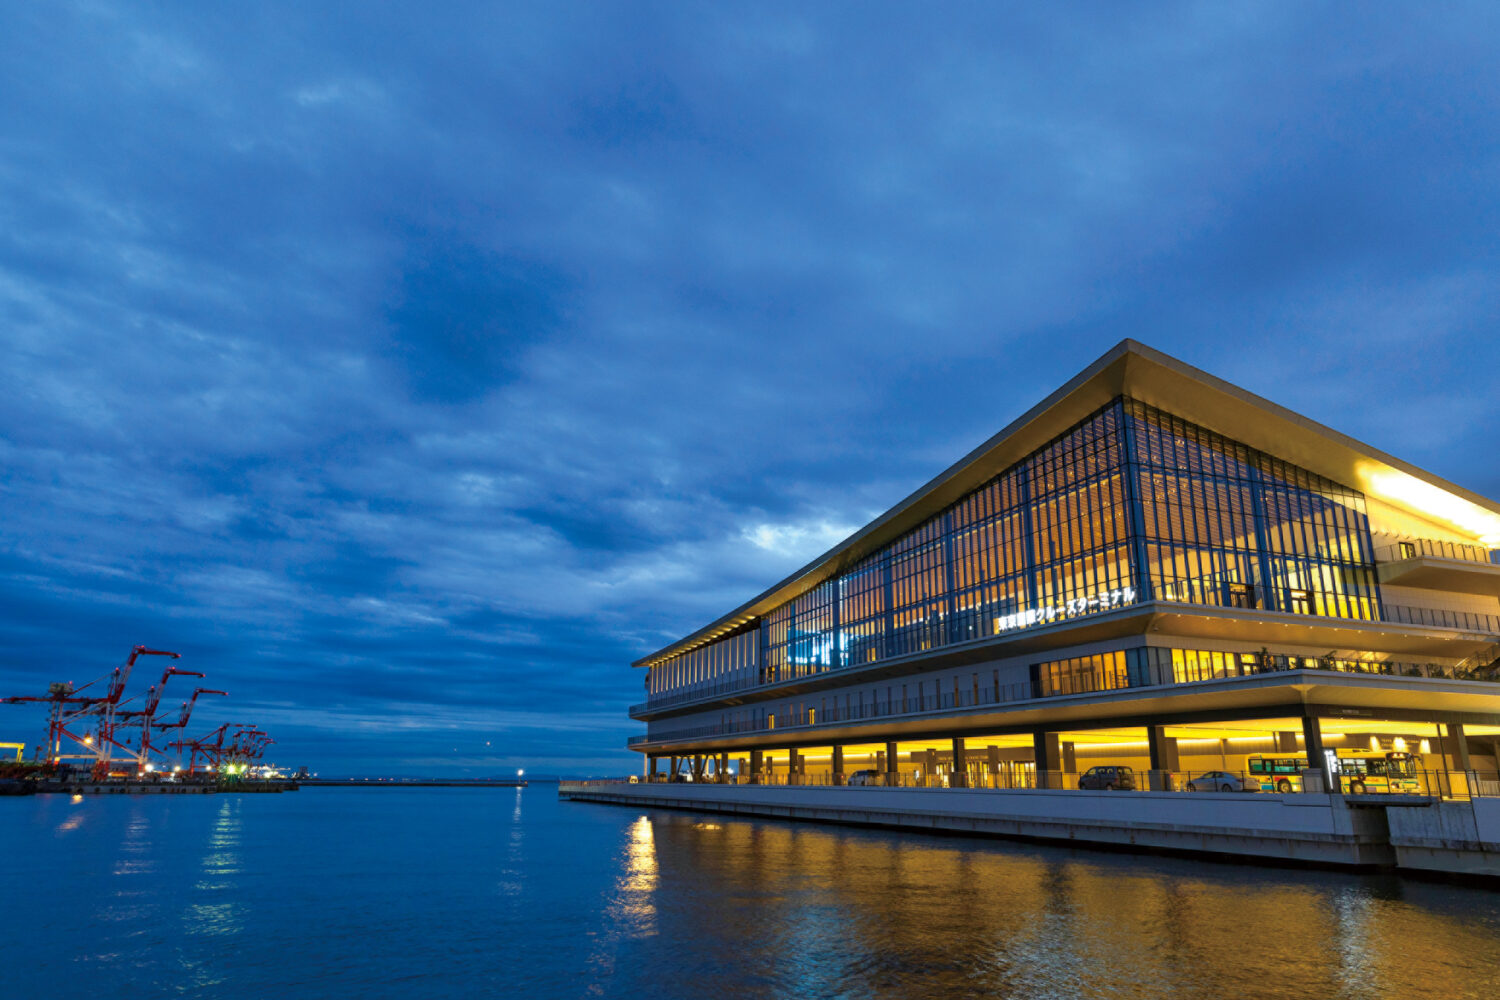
[623,342,1500,799]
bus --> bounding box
[1246,755,1305,793]
[1246,751,1422,794]
[1333,751,1421,794]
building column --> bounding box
[692,755,704,781]
[1147,726,1180,791]
[986,745,1001,788]
[831,745,845,785]
[1033,731,1061,789]
[670,755,679,779]
[718,752,730,783]
[788,749,800,785]
[1303,716,1333,793]
[951,738,968,788]
[648,756,658,780]
[1449,723,1472,772]
[884,741,899,786]
[749,749,763,785]
[922,749,937,786]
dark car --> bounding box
[1078,765,1135,791]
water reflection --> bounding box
[56,796,86,834]
[586,815,663,995]
[632,813,1500,1000]
[604,816,659,933]
[495,787,527,898]
[8,791,1500,999]
[186,799,243,938]
[112,808,157,877]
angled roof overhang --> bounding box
[636,340,1500,668]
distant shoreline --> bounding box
[299,778,530,787]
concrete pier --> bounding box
[559,782,1500,876]
[1385,797,1500,877]
[36,780,298,795]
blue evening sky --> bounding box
[2,4,1498,775]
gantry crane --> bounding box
[1,646,179,776]
[170,722,238,775]
[114,660,205,775]
[5,645,276,781]
[153,688,227,761]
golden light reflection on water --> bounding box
[57,807,85,834]
[611,816,660,932]
[585,815,663,996]
[631,814,1500,1000]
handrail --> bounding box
[633,661,1500,746]
[634,603,1500,719]
[1384,604,1500,634]
[573,768,1500,800]
[1374,535,1496,565]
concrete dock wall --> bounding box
[559,783,1395,868]
[1387,797,1500,877]
[35,781,298,795]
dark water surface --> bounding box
[3,787,1500,999]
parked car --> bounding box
[1185,771,1248,793]
[846,769,880,786]
[1078,765,1135,791]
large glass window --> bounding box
[650,396,1387,699]
[1126,401,1380,620]
[1034,651,1130,696]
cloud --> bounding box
[0,2,1497,774]
[742,519,862,559]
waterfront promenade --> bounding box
[560,780,1500,878]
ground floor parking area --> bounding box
[645,713,1500,799]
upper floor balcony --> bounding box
[631,598,1500,722]
[628,651,1500,750]
[1374,535,1500,597]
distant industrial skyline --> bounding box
[1,3,1497,773]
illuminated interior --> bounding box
[648,397,1407,703]
[632,343,1500,798]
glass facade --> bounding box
[648,396,1387,702]
[1035,651,1130,697]
[1128,400,1381,620]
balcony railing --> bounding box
[1384,604,1500,634]
[631,674,766,716]
[1375,536,1497,565]
[592,768,1500,800]
[633,656,1500,747]
[634,601,1500,719]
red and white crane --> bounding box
[114,660,205,775]
[2,646,180,777]
[4,645,277,781]
[152,688,227,773]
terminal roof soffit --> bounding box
[636,339,1500,668]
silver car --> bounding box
[1185,771,1249,793]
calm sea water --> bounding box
[3,787,1500,999]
